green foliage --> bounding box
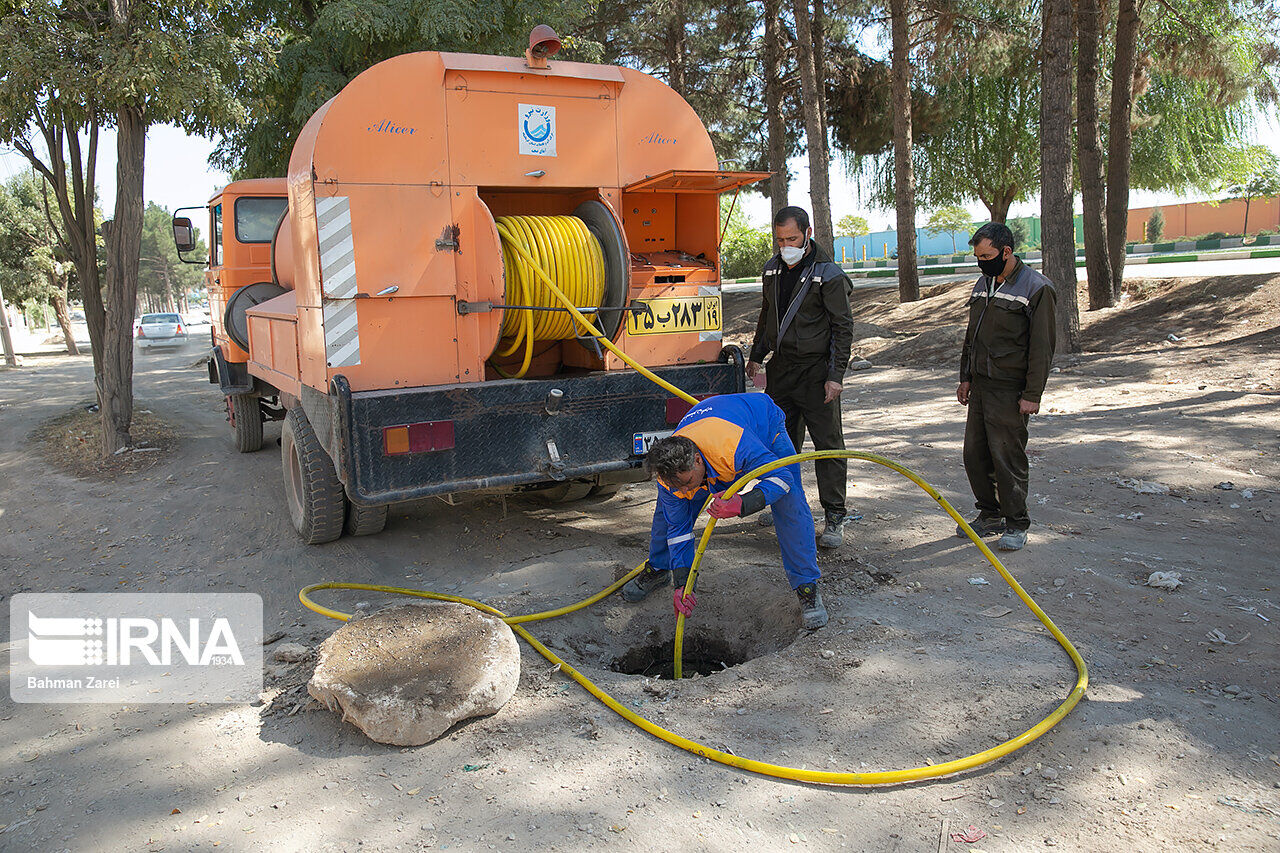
[924,204,972,252]
[719,197,773,279]
[1145,207,1165,243]
[215,0,586,178]
[0,2,275,142]
[1220,145,1280,198]
[139,203,207,310]
[1009,218,1030,251]
[0,172,64,306]
[836,214,870,237]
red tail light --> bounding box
[136,325,144,338]
[383,421,455,455]
[176,324,183,335]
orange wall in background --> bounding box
[1127,196,1280,241]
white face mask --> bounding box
[779,238,807,266]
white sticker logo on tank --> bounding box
[519,104,557,157]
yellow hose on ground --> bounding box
[299,231,1088,785]
[299,448,1088,785]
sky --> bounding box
[3,111,1278,236]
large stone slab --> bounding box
[309,602,520,746]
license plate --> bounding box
[626,295,721,336]
[633,430,674,455]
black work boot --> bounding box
[796,582,828,629]
[956,514,1006,538]
[621,562,671,602]
[818,513,849,549]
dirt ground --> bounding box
[1,272,1278,852]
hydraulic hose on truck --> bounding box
[299,222,1089,786]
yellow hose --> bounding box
[300,451,1088,785]
[494,215,607,378]
[300,229,1088,786]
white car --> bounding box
[135,313,188,350]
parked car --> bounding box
[135,313,188,351]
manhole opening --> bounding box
[610,635,747,680]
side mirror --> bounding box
[172,217,196,253]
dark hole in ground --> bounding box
[611,634,747,680]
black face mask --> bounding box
[977,252,1007,278]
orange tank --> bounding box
[189,31,769,544]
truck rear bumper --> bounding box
[331,349,745,505]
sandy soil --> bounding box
[1,274,1278,852]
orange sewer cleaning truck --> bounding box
[173,27,767,544]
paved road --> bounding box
[723,254,1279,293]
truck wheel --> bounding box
[282,407,345,545]
[345,500,388,536]
[537,479,594,503]
[229,393,263,453]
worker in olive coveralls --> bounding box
[957,222,1057,551]
[620,393,827,630]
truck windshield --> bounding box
[235,197,289,244]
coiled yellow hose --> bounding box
[494,215,606,377]
[301,225,1088,786]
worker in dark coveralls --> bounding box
[957,222,1057,551]
[620,393,827,630]
[745,206,855,549]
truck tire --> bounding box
[345,500,388,536]
[229,393,263,453]
[282,407,345,545]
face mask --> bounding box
[977,251,1006,277]
[780,238,808,266]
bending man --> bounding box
[620,393,827,629]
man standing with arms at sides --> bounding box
[746,206,855,549]
[957,222,1057,551]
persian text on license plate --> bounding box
[626,295,721,336]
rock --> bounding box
[1145,571,1183,590]
[847,359,874,371]
[1052,578,1066,588]
[819,649,835,659]
[1223,684,1241,695]
[1118,478,1170,495]
[1241,489,1254,499]
[308,602,520,746]
[273,643,310,663]
[1041,767,1059,781]
[1215,482,1234,490]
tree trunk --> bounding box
[0,280,17,367]
[100,104,146,455]
[890,0,919,302]
[812,0,829,162]
[1040,0,1079,352]
[161,264,175,312]
[51,288,79,356]
[986,194,1013,225]
[1243,196,1251,236]
[667,0,688,97]
[763,0,789,218]
[1078,0,1113,309]
[791,0,833,255]
[1105,0,1139,300]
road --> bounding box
[723,254,1280,293]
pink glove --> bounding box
[707,494,743,519]
[673,588,697,616]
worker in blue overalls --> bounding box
[621,393,827,629]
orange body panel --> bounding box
[206,178,288,365]
[272,49,763,394]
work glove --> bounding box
[707,494,743,518]
[673,588,697,616]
